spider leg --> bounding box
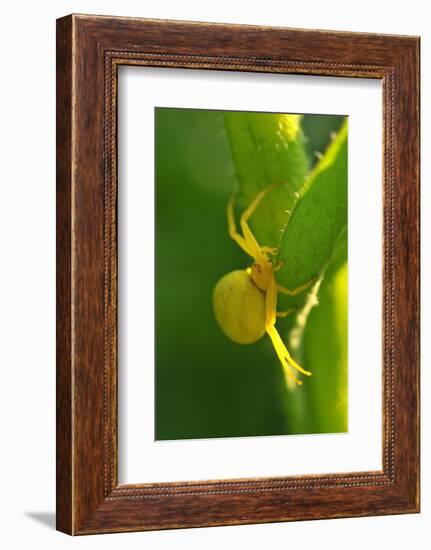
[239,184,280,258]
[241,183,280,224]
[277,277,317,296]
[265,276,311,385]
[226,195,256,258]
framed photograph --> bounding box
[56,14,420,535]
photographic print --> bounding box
[155,107,348,441]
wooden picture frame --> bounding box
[56,14,420,535]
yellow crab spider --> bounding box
[213,184,315,385]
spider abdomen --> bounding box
[213,270,266,345]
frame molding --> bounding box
[57,14,420,535]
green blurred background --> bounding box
[155,108,347,440]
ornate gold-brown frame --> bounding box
[57,14,420,534]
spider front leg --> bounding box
[227,193,267,260]
[227,196,256,258]
[239,184,279,259]
[227,183,284,260]
[265,276,311,385]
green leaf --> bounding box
[282,228,348,433]
[224,112,310,249]
[277,120,348,290]
[300,230,348,433]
